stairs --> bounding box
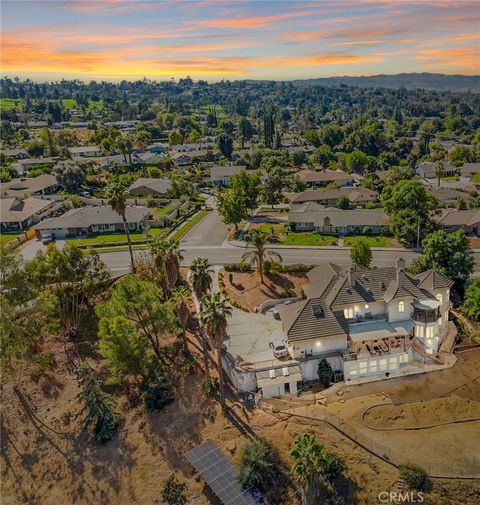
[439,321,457,354]
[411,337,442,364]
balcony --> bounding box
[412,312,440,324]
[412,299,441,324]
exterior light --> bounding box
[365,304,370,309]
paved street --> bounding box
[180,208,229,246]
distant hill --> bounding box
[291,73,480,92]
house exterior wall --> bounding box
[287,335,348,360]
[344,351,410,380]
[299,355,344,381]
[338,301,386,321]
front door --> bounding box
[284,383,290,395]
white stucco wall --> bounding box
[288,335,348,359]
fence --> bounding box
[256,395,480,479]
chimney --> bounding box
[396,257,405,270]
[397,268,405,288]
[348,266,356,287]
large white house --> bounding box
[223,259,453,398]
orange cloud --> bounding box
[411,47,479,73]
[333,40,387,47]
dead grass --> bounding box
[221,269,309,311]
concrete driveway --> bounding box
[181,209,229,247]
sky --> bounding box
[1,0,479,82]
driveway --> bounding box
[19,239,67,261]
[181,209,229,247]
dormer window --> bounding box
[398,301,405,313]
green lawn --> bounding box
[67,229,164,247]
[0,98,23,109]
[255,222,287,235]
[441,175,459,182]
[62,99,77,110]
[0,233,19,246]
[87,99,104,111]
[281,233,337,246]
[171,210,209,241]
[472,173,480,183]
[344,235,393,247]
[152,206,171,217]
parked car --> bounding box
[269,339,289,359]
[41,232,55,245]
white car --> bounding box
[270,339,288,359]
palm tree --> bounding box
[290,434,323,505]
[241,229,282,284]
[171,285,191,355]
[435,159,444,188]
[107,182,135,273]
[199,292,232,411]
[188,258,213,301]
[116,137,128,164]
[150,237,183,299]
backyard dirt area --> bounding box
[221,269,309,311]
[2,338,480,505]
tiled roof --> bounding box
[415,270,454,290]
[297,169,352,183]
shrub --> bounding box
[399,464,429,491]
[160,474,187,505]
[142,363,175,411]
[237,437,279,492]
[363,226,372,235]
[318,359,333,387]
[203,377,218,396]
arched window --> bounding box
[398,301,405,313]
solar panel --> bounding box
[185,440,264,505]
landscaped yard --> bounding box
[0,98,22,109]
[152,206,172,218]
[250,222,337,246]
[66,229,164,247]
[0,233,19,246]
[472,173,480,183]
[344,235,398,247]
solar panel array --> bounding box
[185,439,262,505]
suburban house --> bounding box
[210,165,247,186]
[128,177,171,197]
[1,197,59,232]
[1,148,28,160]
[460,163,480,178]
[146,142,168,153]
[223,260,453,397]
[435,209,480,235]
[427,187,468,207]
[171,142,216,152]
[288,187,379,207]
[0,174,59,198]
[14,157,57,174]
[68,146,103,158]
[289,204,389,234]
[32,205,150,239]
[170,152,193,168]
[136,152,166,164]
[416,161,457,179]
[297,169,353,187]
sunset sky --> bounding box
[1,0,479,82]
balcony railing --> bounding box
[412,312,440,324]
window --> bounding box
[344,307,354,319]
[398,301,405,313]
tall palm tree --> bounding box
[171,285,191,355]
[435,159,444,188]
[199,292,232,411]
[116,137,128,164]
[290,434,324,505]
[107,182,135,273]
[188,258,213,301]
[241,229,282,284]
[125,135,134,166]
[150,237,183,299]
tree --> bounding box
[77,363,122,444]
[229,170,260,212]
[27,243,109,337]
[150,236,183,299]
[107,182,136,273]
[188,258,213,300]
[98,315,151,384]
[262,166,286,208]
[399,464,429,491]
[54,160,86,191]
[217,134,233,158]
[216,187,248,231]
[350,239,372,268]
[200,292,232,410]
[337,195,350,209]
[463,278,480,322]
[237,437,279,492]
[318,124,343,149]
[290,434,346,504]
[171,285,191,355]
[411,230,474,286]
[241,229,282,284]
[168,129,183,146]
[434,159,444,188]
[317,359,333,387]
[96,276,178,367]
[381,180,437,246]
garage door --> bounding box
[42,229,66,239]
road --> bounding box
[180,208,229,246]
